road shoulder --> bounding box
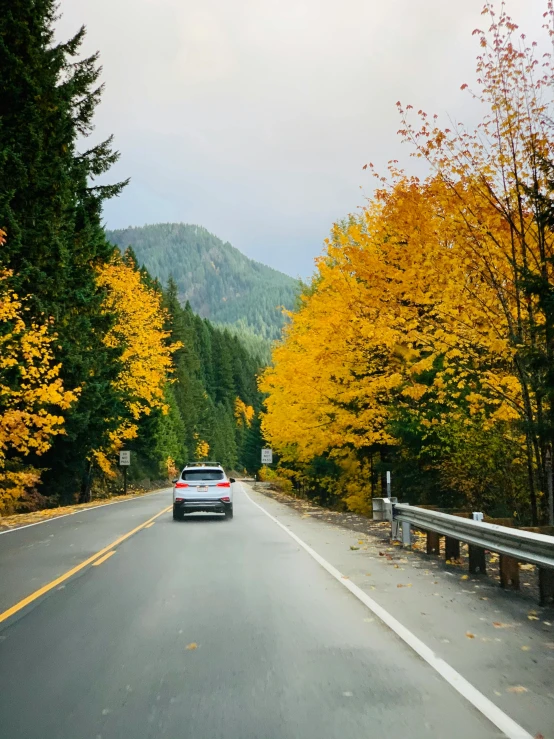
[244,483,554,739]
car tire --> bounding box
[224,506,233,520]
[173,507,184,521]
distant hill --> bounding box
[106,223,300,342]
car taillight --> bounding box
[175,481,189,488]
[220,496,231,502]
[175,497,184,503]
[216,481,230,488]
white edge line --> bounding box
[0,488,171,536]
[241,484,533,739]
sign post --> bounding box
[261,448,273,465]
[119,450,131,495]
[386,470,391,499]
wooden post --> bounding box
[426,531,441,555]
[468,545,487,574]
[539,568,554,607]
[445,537,460,562]
[499,555,520,590]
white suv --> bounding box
[172,463,235,521]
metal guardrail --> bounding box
[389,502,554,605]
[394,503,554,570]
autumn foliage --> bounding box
[93,252,179,476]
[0,231,77,512]
[261,2,554,524]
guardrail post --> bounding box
[468,545,487,574]
[426,531,441,555]
[401,520,411,547]
[499,555,520,590]
[538,568,554,606]
[445,536,460,561]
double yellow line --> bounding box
[0,504,171,625]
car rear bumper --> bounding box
[174,499,232,514]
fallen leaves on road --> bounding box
[528,611,540,621]
[460,575,469,581]
[521,646,531,651]
[350,546,360,551]
[185,643,198,650]
[544,642,554,650]
[492,622,513,629]
[506,686,528,694]
[397,583,413,588]
[465,632,476,639]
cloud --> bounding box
[56,0,542,278]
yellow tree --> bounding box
[397,1,554,521]
[262,172,528,512]
[0,231,77,512]
[262,2,554,522]
[93,253,179,476]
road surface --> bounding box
[0,484,548,738]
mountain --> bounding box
[106,223,300,342]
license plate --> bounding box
[197,486,209,493]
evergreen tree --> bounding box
[0,2,128,501]
[156,278,264,475]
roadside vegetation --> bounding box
[260,2,554,526]
[0,2,263,515]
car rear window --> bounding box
[182,469,224,481]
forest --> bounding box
[107,223,300,345]
[0,2,263,515]
[260,3,554,527]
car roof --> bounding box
[184,462,222,468]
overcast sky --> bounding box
[57,1,544,278]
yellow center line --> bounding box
[92,550,116,566]
[144,522,155,529]
[0,504,172,624]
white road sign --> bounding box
[119,450,131,466]
[261,448,273,464]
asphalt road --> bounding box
[0,485,535,738]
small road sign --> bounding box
[119,451,131,466]
[261,448,273,464]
